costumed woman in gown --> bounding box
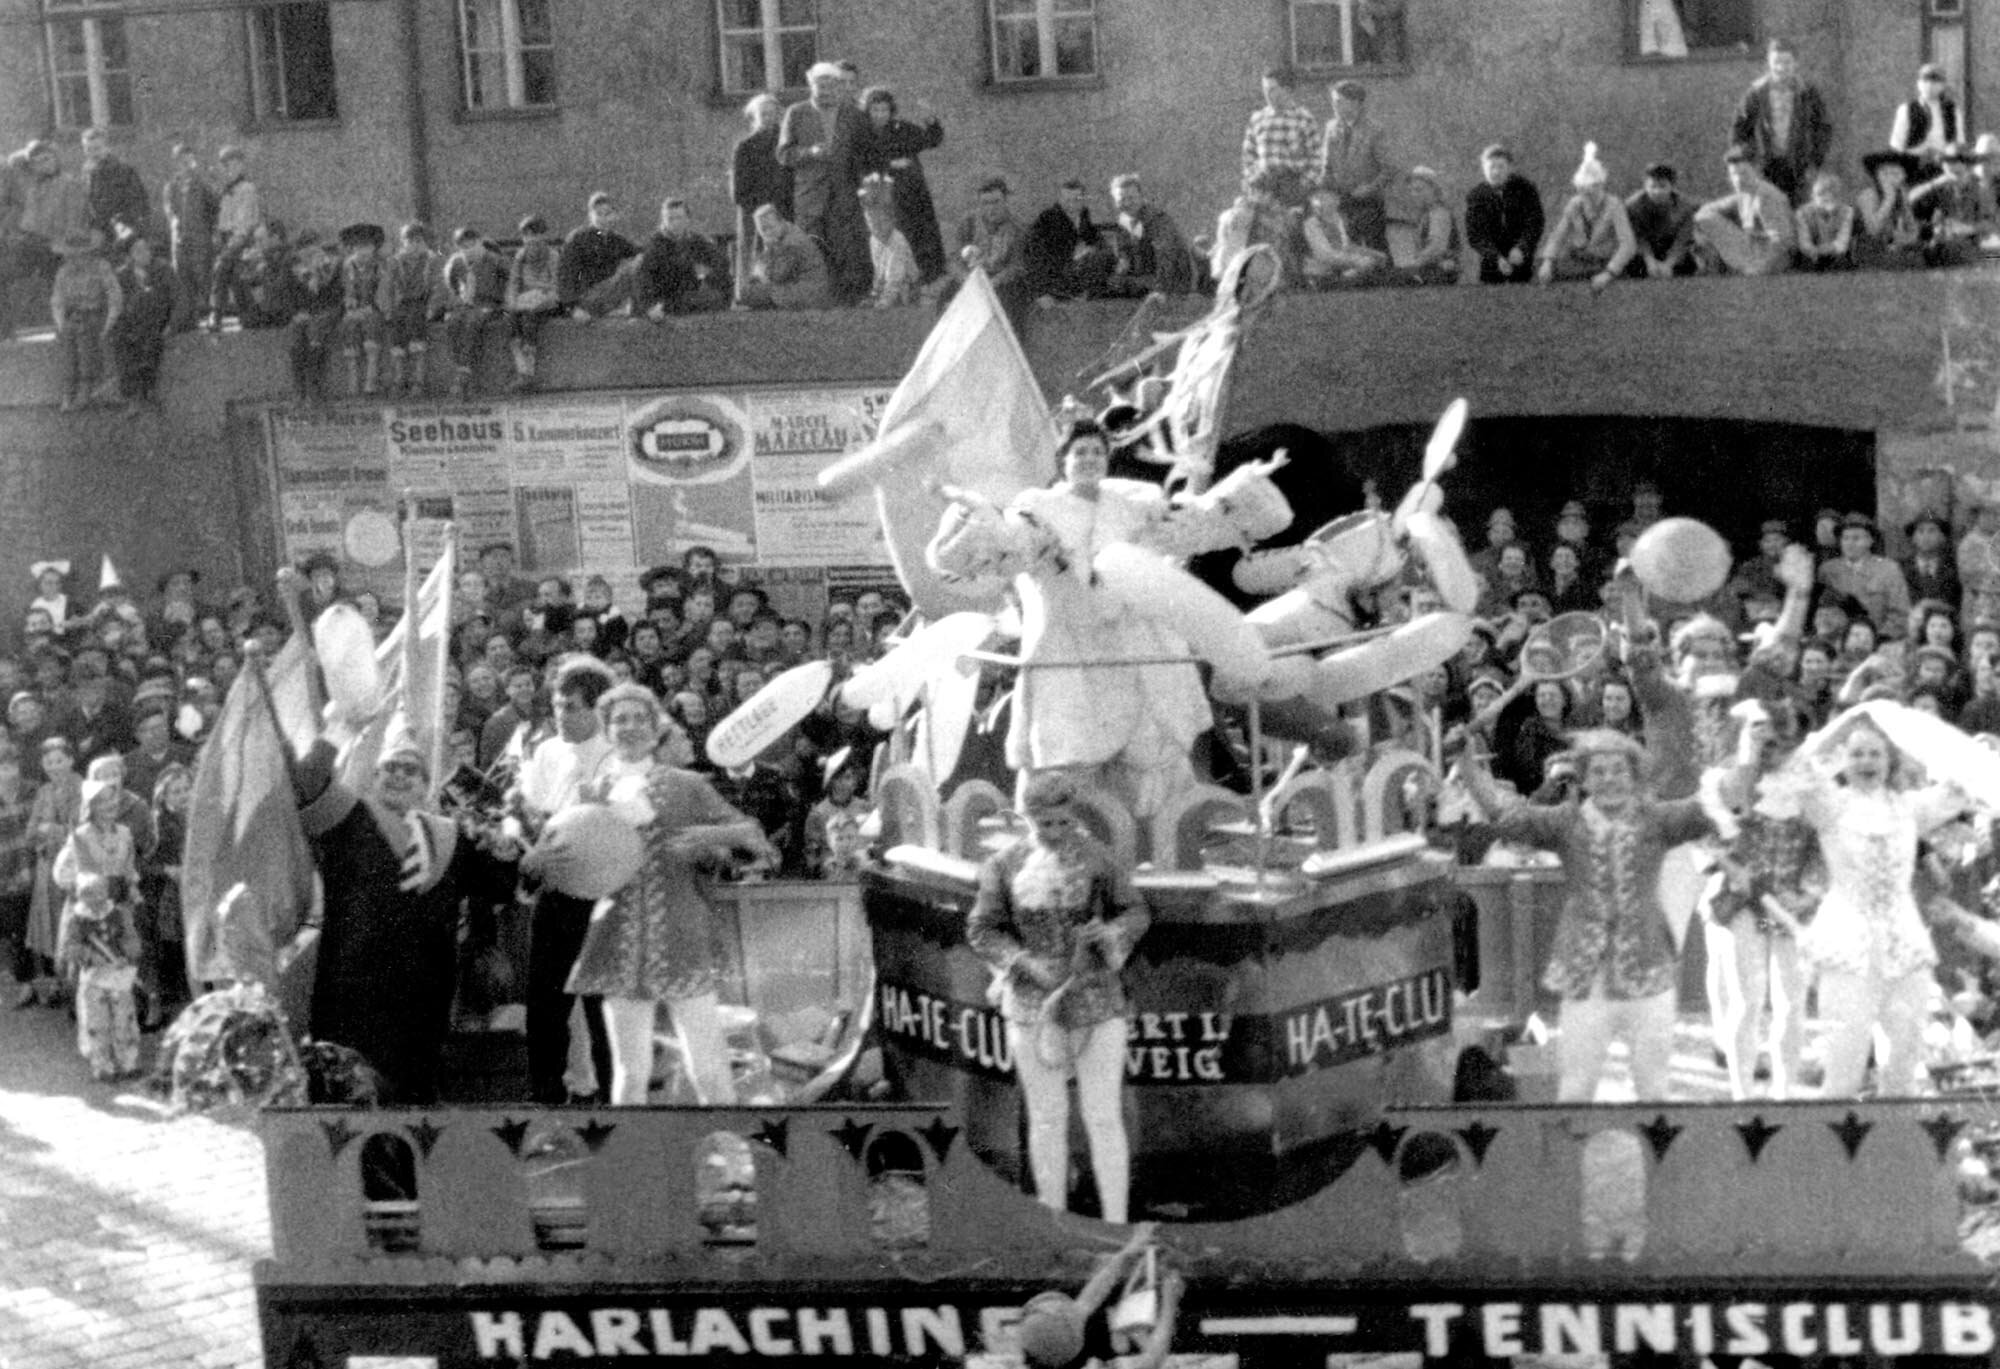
[564,683,774,1105]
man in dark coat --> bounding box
[634,197,731,316]
[160,142,218,325]
[112,234,180,410]
[1104,174,1194,297]
[730,93,793,299]
[79,127,150,243]
[293,728,513,1105]
[557,192,641,319]
[1464,144,1544,284]
[1024,177,1113,304]
[1729,38,1832,205]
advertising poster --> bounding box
[267,383,898,606]
[746,388,893,567]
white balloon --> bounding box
[314,604,383,721]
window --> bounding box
[1628,0,1754,59]
[43,0,133,129]
[460,0,556,111]
[1290,0,1406,70]
[717,0,817,96]
[989,0,1098,83]
[249,3,339,122]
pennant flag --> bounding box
[182,661,316,993]
[99,554,123,592]
[339,536,456,792]
[817,269,1053,617]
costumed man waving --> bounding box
[291,715,516,1104]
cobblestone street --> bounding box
[0,1000,269,1369]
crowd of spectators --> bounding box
[9,456,2000,1100]
[12,40,1990,413]
[0,541,904,1085]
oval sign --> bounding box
[626,396,747,485]
[706,660,833,770]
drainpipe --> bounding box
[397,0,434,226]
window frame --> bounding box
[42,0,134,130]
[713,0,819,101]
[1623,0,1760,64]
[986,0,1101,89]
[246,1,342,127]
[1287,0,1410,77]
[457,0,560,117]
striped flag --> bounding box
[181,661,316,995]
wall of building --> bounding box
[6,0,1999,254]
[0,267,1988,634]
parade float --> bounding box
[253,267,2000,1368]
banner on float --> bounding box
[263,384,895,600]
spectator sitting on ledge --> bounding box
[858,174,921,309]
[504,215,561,393]
[738,204,832,311]
[950,176,1028,317]
[1793,172,1856,272]
[558,191,641,320]
[1853,148,1927,270]
[1536,142,1636,290]
[1909,142,1987,267]
[635,196,731,319]
[1389,166,1460,286]
[1693,145,1794,276]
[1105,174,1194,298]
[1623,162,1697,279]
[1024,177,1113,307]
[1299,188,1387,288]
[1465,144,1543,284]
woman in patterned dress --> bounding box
[566,684,772,1105]
[967,771,1150,1224]
[1460,729,1718,1102]
[1756,711,1969,1096]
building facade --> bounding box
[0,0,1989,250]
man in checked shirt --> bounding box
[1240,67,1322,211]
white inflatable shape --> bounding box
[706,659,833,770]
[314,603,383,722]
[1233,544,1320,598]
[1403,509,1479,615]
[1393,397,1468,535]
[840,611,997,730]
[1390,479,1446,534]
[1307,611,1473,707]
[1423,397,1469,478]
[1630,516,1733,603]
[534,805,644,901]
[913,658,981,787]
[1092,542,1269,695]
[1306,511,1405,587]
[1245,583,1358,651]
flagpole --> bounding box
[238,639,303,789]
[425,524,457,791]
[400,490,420,711]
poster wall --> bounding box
[264,385,896,605]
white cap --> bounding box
[1573,141,1608,189]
